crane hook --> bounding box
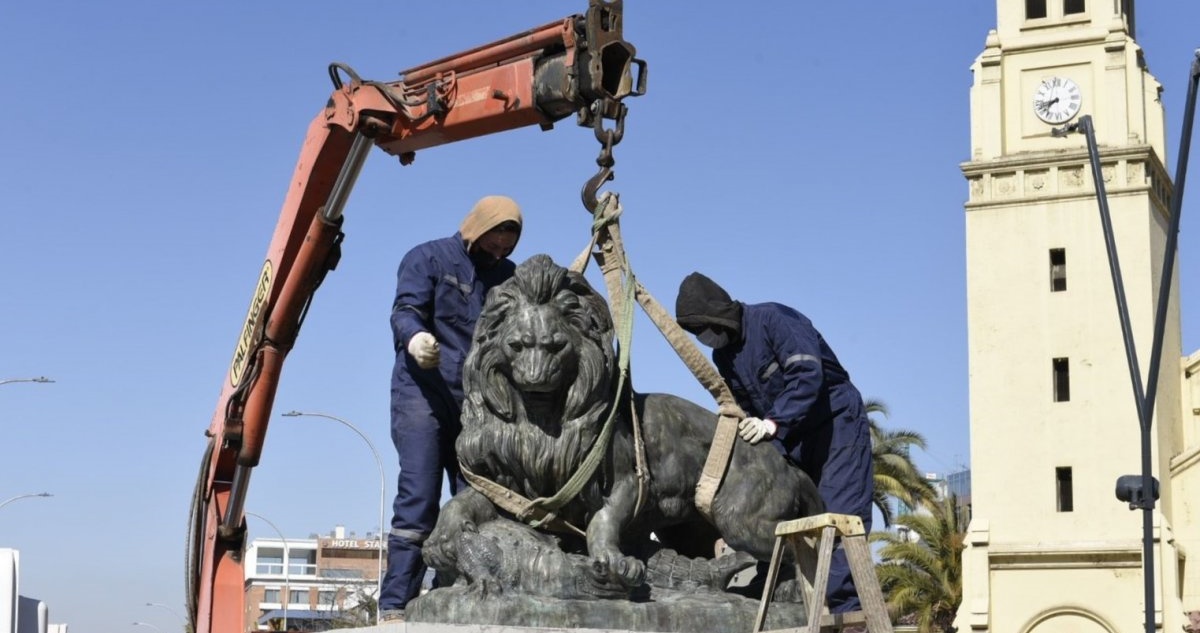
[582,166,615,214]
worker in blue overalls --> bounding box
[380,196,523,621]
[675,271,874,614]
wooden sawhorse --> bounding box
[753,513,893,633]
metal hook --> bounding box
[581,165,614,213]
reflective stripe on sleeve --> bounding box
[783,353,819,368]
[760,354,819,381]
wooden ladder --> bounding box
[752,513,893,633]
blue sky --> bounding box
[2,3,1198,632]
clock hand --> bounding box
[1035,96,1059,113]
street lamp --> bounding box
[246,511,289,632]
[0,377,54,387]
[131,622,162,633]
[144,602,185,631]
[283,410,386,625]
[0,492,52,512]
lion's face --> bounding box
[463,254,615,428]
[501,302,581,393]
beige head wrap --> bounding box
[459,195,523,249]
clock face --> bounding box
[1033,77,1082,124]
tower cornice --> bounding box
[961,144,1171,216]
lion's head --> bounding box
[465,254,615,425]
[458,254,617,489]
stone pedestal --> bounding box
[404,585,807,632]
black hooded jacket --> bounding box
[675,271,866,465]
[675,272,743,337]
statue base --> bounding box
[405,585,808,632]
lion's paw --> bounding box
[590,551,646,588]
[423,519,475,571]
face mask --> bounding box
[697,327,731,349]
[469,248,501,269]
[470,226,518,269]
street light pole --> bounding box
[0,492,53,512]
[0,377,54,387]
[132,621,162,633]
[246,512,289,632]
[145,602,186,632]
[283,410,386,625]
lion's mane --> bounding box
[457,254,619,497]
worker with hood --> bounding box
[381,195,523,621]
[675,272,874,616]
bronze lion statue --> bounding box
[425,254,822,592]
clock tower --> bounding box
[958,1,1200,632]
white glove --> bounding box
[407,332,441,369]
[738,417,777,444]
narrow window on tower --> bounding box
[1056,467,1074,512]
[1053,357,1071,402]
[1026,0,1048,19]
[1180,558,1187,599]
[1063,0,1085,15]
[1050,248,1067,292]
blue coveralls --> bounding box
[713,302,874,614]
[380,232,515,611]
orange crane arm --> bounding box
[188,3,644,632]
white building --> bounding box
[0,550,65,633]
[243,526,382,632]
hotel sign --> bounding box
[323,539,383,549]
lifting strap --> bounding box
[459,463,587,537]
[571,196,648,517]
[571,193,746,521]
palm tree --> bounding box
[869,494,964,633]
[867,399,938,526]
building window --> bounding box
[1180,557,1186,599]
[256,550,284,575]
[263,589,280,604]
[1056,466,1074,511]
[289,589,307,605]
[1063,0,1085,14]
[318,591,337,607]
[288,550,317,576]
[1026,0,1047,19]
[1053,357,1071,402]
[323,567,365,579]
[1050,248,1067,291]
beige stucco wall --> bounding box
[993,565,1141,633]
[1172,352,1200,607]
[965,165,1174,544]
